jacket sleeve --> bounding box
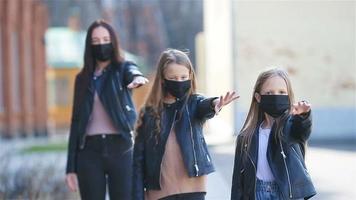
[195,94,218,120]
[289,111,312,143]
[132,110,147,200]
[123,61,144,86]
[66,75,81,174]
[231,135,243,200]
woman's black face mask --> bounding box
[92,43,113,61]
[259,95,290,118]
[164,79,191,99]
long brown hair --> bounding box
[135,49,197,139]
[239,68,295,151]
[77,19,124,104]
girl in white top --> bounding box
[231,68,316,200]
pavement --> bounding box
[1,135,356,200]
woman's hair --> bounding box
[135,49,197,141]
[239,68,295,152]
[77,19,124,104]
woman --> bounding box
[65,20,148,200]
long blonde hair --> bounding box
[135,49,197,140]
[239,68,295,151]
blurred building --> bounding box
[0,0,48,138]
[199,0,356,143]
[44,0,203,69]
[45,27,85,131]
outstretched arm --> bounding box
[123,61,149,88]
[196,91,239,120]
[290,101,312,143]
[127,76,149,89]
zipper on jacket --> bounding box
[200,137,211,163]
[186,106,199,176]
[291,146,301,161]
[244,143,257,200]
[80,134,87,149]
[279,140,293,199]
[116,71,123,91]
[111,79,134,135]
[169,110,178,134]
[291,146,309,175]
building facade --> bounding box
[200,0,356,142]
[0,0,48,138]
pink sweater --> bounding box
[86,91,119,135]
[145,126,206,200]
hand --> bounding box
[291,101,311,115]
[65,173,78,192]
[127,76,149,89]
[214,91,240,114]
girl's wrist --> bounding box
[212,98,222,114]
[210,98,219,110]
[215,104,222,114]
[300,110,311,117]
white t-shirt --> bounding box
[256,124,275,181]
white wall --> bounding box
[198,0,235,144]
[233,1,356,140]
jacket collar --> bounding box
[87,62,113,95]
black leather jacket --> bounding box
[231,112,316,200]
[66,61,143,174]
[132,95,217,200]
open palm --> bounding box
[214,91,240,114]
[127,76,149,89]
[292,101,311,115]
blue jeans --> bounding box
[256,179,284,200]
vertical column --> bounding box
[0,0,4,137]
[2,0,21,138]
[38,3,49,136]
[18,0,34,137]
[32,2,48,136]
[202,0,235,143]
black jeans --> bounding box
[77,134,133,200]
[159,192,206,200]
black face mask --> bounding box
[92,43,113,61]
[164,79,191,99]
[259,95,290,118]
